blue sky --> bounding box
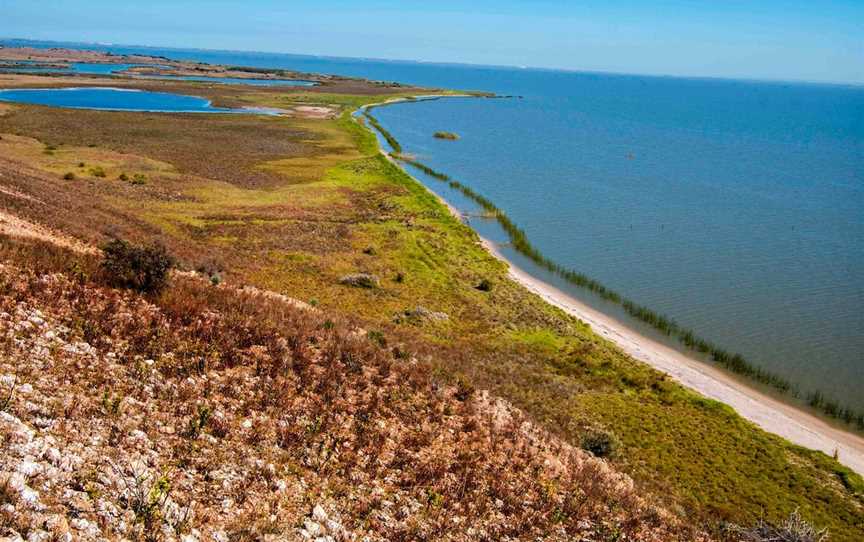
[2,0,862,84]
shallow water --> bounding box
[5,39,863,412]
[0,87,272,114]
[371,81,864,412]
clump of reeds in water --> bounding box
[363,107,402,154]
[434,131,460,140]
[364,108,864,432]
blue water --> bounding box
[0,60,316,86]
[4,39,863,411]
[0,87,273,114]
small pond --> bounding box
[0,87,280,114]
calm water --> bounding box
[0,87,276,114]
[5,39,863,411]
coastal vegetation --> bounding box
[0,59,862,539]
[372,111,864,432]
[434,130,460,140]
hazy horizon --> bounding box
[3,36,862,89]
[2,0,862,85]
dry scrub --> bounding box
[0,239,707,541]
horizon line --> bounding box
[2,36,862,89]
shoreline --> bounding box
[482,238,864,476]
[358,97,864,476]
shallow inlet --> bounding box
[0,87,280,114]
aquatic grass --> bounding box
[362,109,402,154]
[434,131,460,140]
[372,115,864,430]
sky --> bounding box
[2,0,863,84]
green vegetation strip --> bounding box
[362,108,402,154]
[362,108,864,430]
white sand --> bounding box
[481,239,864,476]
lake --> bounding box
[0,87,277,114]
[4,39,863,414]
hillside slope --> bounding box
[0,237,707,541]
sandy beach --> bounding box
[480,239,864,476]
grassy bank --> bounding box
[0,81,862,539]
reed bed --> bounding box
[364,110,864,431]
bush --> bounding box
[736,510,828,542]
[131,174,147,185]
[339,273,379,289]
[476,278,493,292]
[90,166,107,178]
[455,377,475,401]
[118,173,129,182]
[100,238,174,294]
[62,172,76,181]
[579,427,620,458]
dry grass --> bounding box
[0,237,706,541]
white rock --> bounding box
[312,504,329,523]
[303,519,323,537]
[17,459,42,476]
[26,530,50,542]
[44,447,62,464]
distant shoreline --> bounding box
[357,99,864,476]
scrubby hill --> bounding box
[0,236,708,541]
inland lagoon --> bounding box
[0,87,280,114]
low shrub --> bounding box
[476,278,493,292]
[100,238,175,294]
[736,510,828,542]
[579,427,620,458]
[62,172,75,181]
[339,273,379,289]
